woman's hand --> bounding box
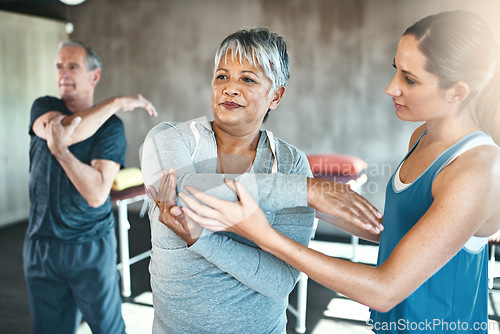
[180,179,273,242]
[147,169,202,246]
[307,178,383,234]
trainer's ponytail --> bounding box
[474,63,500,145]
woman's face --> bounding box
[385,35,453,123]
[211,52,282,134]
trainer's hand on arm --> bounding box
[180,179,274,244]
[307,178,383,235]
[147,169,202,246]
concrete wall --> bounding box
[1,0,499,230]
[0,11,66,227]
[67,0,499,213]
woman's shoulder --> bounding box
[142,122,192,153]
[408,124,427,150]
[146,121,180,137]
[427,135,500,236]
[145,120,208,141]
[458,140,500,172]
[448,143,500,234]
[435,135,500,196]
[269,135,310,175]
[271,136,306,159]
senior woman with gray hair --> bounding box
[141,27,381,333]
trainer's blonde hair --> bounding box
[404,11,499,144]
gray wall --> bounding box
[1,0,499,228]
[68,0,500,214]
[0,11,66,227]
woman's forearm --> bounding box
[177,173,307,212]
[315,211,380,243]
[307,177,383,234]
[254,226,396,312]
[190,229,303,301]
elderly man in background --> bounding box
[24,40,156,334]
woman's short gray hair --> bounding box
[57,40,102,72]
[214,27,290,92]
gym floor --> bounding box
[2,211,500,334]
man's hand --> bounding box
[46,115,81,158]
[147,169,202,246]
[115,93,157,117]
[307,178,383,234]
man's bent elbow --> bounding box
[88,199,106,208]
[87,193,109,208]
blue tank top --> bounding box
[369,131,489,334]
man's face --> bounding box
[56,46,99,100]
